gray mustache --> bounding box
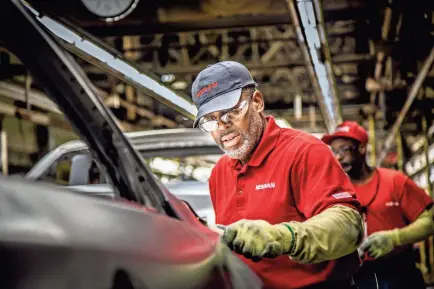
[220,130,238,141]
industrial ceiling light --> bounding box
[161,74,176,83]
[171,81,188,91]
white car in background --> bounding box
[165,181,215,224]
[26,128,222,225]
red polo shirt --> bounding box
[209,116,362,289]
[354,168,433,261]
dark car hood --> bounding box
[0,176,262,289]
[0,177,215,263]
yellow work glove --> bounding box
[221,219,294,262]
[359,229,399,259]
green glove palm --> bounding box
[359,230,399,259]
[221,219,294,262]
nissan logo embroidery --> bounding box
[196,82,218,98]
[255,182,276,190]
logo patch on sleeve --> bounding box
[332,192,352,199]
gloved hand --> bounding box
[357,247,365,260]
[359,229,399,259]
[208,224,226,236]
[221,219,294,262]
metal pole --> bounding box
[285,0,342,133]
[418,114,431,280]
[377,46,434,165]
[422,115,433,198]
[1,130,8,176]
[368,113,376,167]
[312,0,343,127]
[395,132,404,172]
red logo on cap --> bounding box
[335,126,351,133]
[196,82,218,98]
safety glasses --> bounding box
[332,145,356,157]
[199,95,252,132]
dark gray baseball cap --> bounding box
[191,61,257,128]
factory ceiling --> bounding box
[1,0,433,169]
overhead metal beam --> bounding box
[0,100,70,129]
[81,53,371,76]
[104,96,177,128]
[73,9,370,37]
[267,103,364,124]
[26,7,197,120]
[118,26,357,53]
[0,82,147,131]
[377,46,434,165]
[285,0,343,132]
[0,81,61,113]
[155,54,371,75]
[313,0,343,128]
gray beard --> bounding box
[220,111,264,160]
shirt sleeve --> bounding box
[291,143,361,218]
[399,175,433,223]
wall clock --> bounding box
[80,0,139,22]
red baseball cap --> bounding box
[321,121,368,145]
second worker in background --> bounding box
[191,61,364,289]
[322,121,434,289]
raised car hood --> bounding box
[0,0,165,211]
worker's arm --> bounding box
[283,205,363,264]
[360,175,434,259]
[396,176,434,245]
[221,142,364,263]
[360,207,434,259]
[221,205,362,263]
[395,206,434,245]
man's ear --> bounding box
[252,90,265,113]
[358,143,367,155]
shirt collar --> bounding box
[229,115,281,168]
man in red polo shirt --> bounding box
[191,61,364,289]
[321,121,434,289]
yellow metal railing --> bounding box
[368,113,376,167]
[416,114,433,284]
